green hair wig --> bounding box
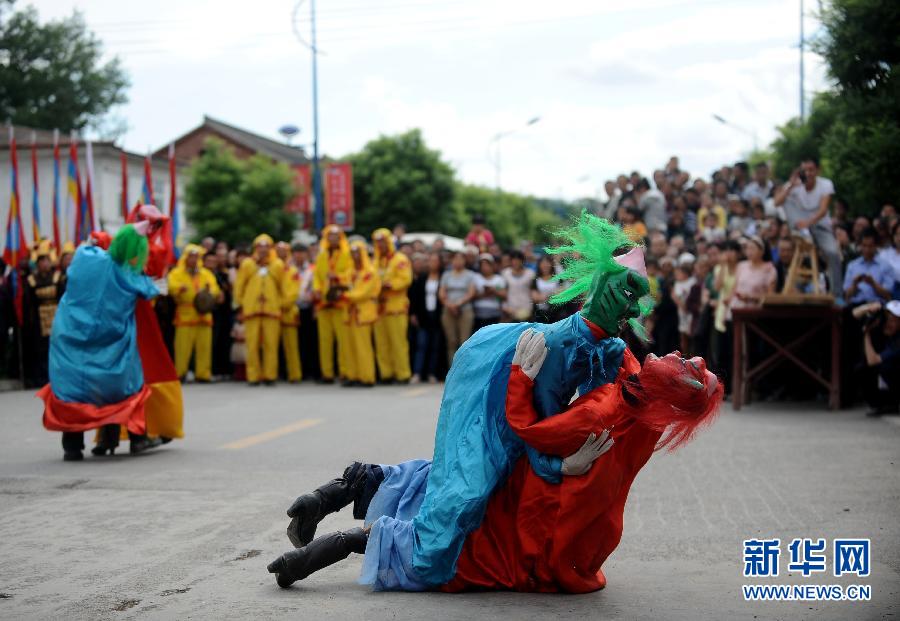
[108,224,149,273]
[546,210,636,305]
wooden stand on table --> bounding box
[763,234,834,306]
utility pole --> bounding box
[292,0,324,231]
[800,0,805,121]
[310,0,324,231]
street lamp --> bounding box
[712,114,758,152]
[488,116,541,200]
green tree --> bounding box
[768,0,900,214]
[0,1,129,131]
[347,129,457,235]
[453,183,564,248]
[185,138,298,247]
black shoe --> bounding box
[160,436,173,445]
[316,377,335,385]
[248,381,260,387]
[378,378,395,385]
[268,528,368,587]
[63,450,83,462]
[263,380,276,386]
[130,436,164,455]
[358,382,375,388]
[341,380,359,387]
[394,377,411,385]
[91,445,116,456]
[285,463,369,547]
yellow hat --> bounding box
[31,239,57,264]
[60,241,76,256]
[253,233,274,247]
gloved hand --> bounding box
[153,277,169,296]
[511,329,548,381]
[561,430,613,476]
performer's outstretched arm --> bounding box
[507,330,628,482]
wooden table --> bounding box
[732,305,842,410]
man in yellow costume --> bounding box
[340,241,381,387]
[313,225,352,383]
[372,228,413,384]
[276,241,302,383]
[235,234,284,385]
[167,244,221,382]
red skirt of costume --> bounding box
[443,350,662,593]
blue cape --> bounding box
[404,313,625,586]
[49,245,158,405]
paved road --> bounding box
[1,382,898,620]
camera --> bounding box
[798,170,807,184]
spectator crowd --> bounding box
[2,154,898,415]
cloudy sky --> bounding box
[33,0,829,200]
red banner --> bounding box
[286,164,312,230]
[324,162,353,230]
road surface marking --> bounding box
[220,418,324,449]
[401,387,430,398]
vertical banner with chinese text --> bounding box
[324,162,353,231]
[286,164,312,230]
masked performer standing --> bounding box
[123,204,184,448]
[38,225,158,461]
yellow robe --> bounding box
[313,236,352,380]
[235,256,284,382]
[281,263,302,381]
[167,265,220,381]
[343,258,381,385]
[374,251,413,381]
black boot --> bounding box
[268,528,367,587]
[285,462,382,548]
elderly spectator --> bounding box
[844,228,895,306]
[774,157,843,295]
[634,177,667,234]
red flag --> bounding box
[121,150,129,220]
[324,162,354,230]
[30,132,41,243]
[141,153,154,206]
[83,141,96,237]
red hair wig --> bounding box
[624,353,724,451]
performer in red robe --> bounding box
[268,330,722,591]
[445,333,722,593]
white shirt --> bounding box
[473,273,505,316]
[787,177,834,226]
[425,277,439,312]
[878,247,900,284]
[742,180,774,204]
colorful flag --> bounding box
[168,143,179,252]
[52,129,61,250]
[141,152,154,206]
[66,133,82,244]
[78,141,96,242]
[121,150,129,220]
[30,132,41,243]
[3,126,28,324]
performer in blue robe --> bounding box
[269,213,652,590]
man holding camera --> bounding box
[774,157,843,296]
[858,300,900,416]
